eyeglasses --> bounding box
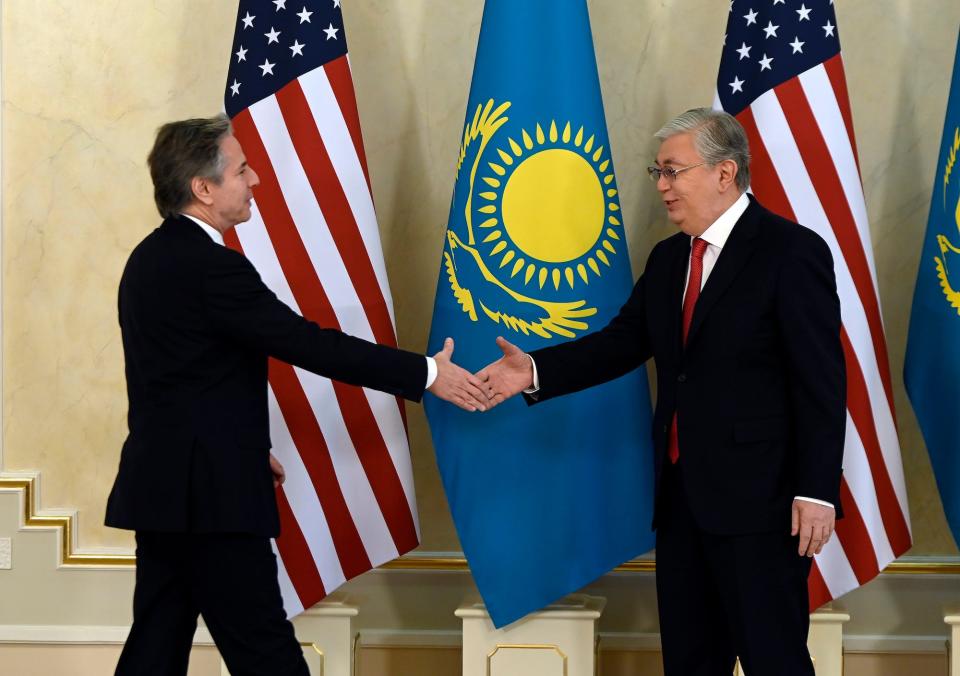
[646,162,707,182]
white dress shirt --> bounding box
[525,195,831,509]
[683,192,749,294]
[181,214,437,389]
[183,212,225,246]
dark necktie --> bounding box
[668,237,709,464]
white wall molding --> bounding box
[0,625,214,645]
[1,488,959,647]
[0,472,136,568]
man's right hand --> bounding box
[476,337,534,410]
[428,338,490,412]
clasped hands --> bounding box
[427,336,530,412]
[427,336,532,412]
[432,336,836,558]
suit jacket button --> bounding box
[677,374,687,383]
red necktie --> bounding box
[668,237,709,464]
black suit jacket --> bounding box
[106,216,427,537]
[529,197,846,535]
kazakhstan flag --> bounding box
[904,28,960,548]
[425,0,655,627]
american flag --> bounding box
[715,1,911,608]
[223,0,419,616]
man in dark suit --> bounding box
[478,108,845,675]
[106,115,488,675]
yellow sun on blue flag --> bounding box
[425,0,655,627]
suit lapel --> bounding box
[685,199,762,348]
[665,234,690,359]
[162,215,220,244]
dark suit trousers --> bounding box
[656,462,814,676]
[115,532,308,676]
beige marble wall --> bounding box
[2,0,959,555]
[2,1,233,549]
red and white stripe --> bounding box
[226,54,420,616]
[715,53,911,608]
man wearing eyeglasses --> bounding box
[477,108,845,675]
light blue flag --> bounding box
[425,0,655,627]
[904,27,960,549]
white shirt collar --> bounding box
[695,192,750,249]
[180,213,225,246]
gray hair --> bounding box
[147,114,232,218]
[654,108,751,192]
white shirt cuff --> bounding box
[425,356,438,389]
[794,496,834,508]
[522,354,539,393]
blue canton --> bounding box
[225,0,347,117]
[718,0,841,114]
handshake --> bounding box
[427,336,532,412]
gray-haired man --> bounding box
[479,108,845,674]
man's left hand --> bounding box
[791,499,835,557]
[270,453,286,488]
[475,337,534,411]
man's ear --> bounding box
[717,159,739,192]
[191,176,214,206]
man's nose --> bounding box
[248,167,261,187]
[656,174,670,192]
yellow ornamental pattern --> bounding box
[444,230,596,339]
[444,98,627,339]
[935,127,960,315]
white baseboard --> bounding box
[0,624,214,645]
[597,631,661,650]
[356,629,462,647]
[0,624,950,656]
[595,631,950,655]
[843,634,950,654]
